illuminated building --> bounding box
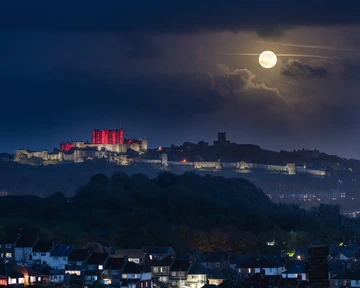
[59,128,147,153]
[91,129,124,145]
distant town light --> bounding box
[181,159,187,163]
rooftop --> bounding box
[105,258,126,270]
[12,265,43,276]
[152,256,174,267]
[16,235,38,248]
[112,248,146,259]
[200,252,230,262]
[188,262,212,275]
[50,244,73,257]
[123,262,142,274]
[283,262,306,274]
[86,253,109,265]
[170,260,192,272]
[33,240,54,253]
[235,256,284,269]
[68,249,91,261]
[147,246,174,255]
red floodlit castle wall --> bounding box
[60,142,74,152]
[92,129,124,144]
[60,129,125,152]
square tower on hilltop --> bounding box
[214,132,230,146]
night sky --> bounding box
[1,1,360,158]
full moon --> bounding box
[259,50,277,69]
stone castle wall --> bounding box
[70,141,148,153]
[14,150,49,161]
[13,149,326,176]
[157,157,326,176]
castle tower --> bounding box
[161,154,168,167]
[286,163,296,175]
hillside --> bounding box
[0,160,359,211]
[0,172,350,253]
[143,142,360,173]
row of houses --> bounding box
[0,233,304,287]
[3,233,360,287]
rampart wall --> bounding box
[13,150,326,176]
[68,141,148,153]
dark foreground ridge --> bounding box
[0,172,356,253]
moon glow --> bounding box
[259,50,277,69]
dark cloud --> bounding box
[0,1,359,36]
[281,59,330,78]
[2,70,224,122]
[0,68,227,151]
[124,35,161,59]
[0,69,226,137]
[206,64,355,146]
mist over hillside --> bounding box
[0,171,354,252]
[0,161,357,211]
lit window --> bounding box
[99,265,103,270]
[5,253,12,258]
[128,258,140,264]
[18,278,24,284]
[153,267,159,273]
[38,277,41,281]
[160,267,166,273]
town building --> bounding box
[307,243,329,288]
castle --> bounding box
[14,128,147,164]
[59,129,147,153]
[13,131,327,176]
